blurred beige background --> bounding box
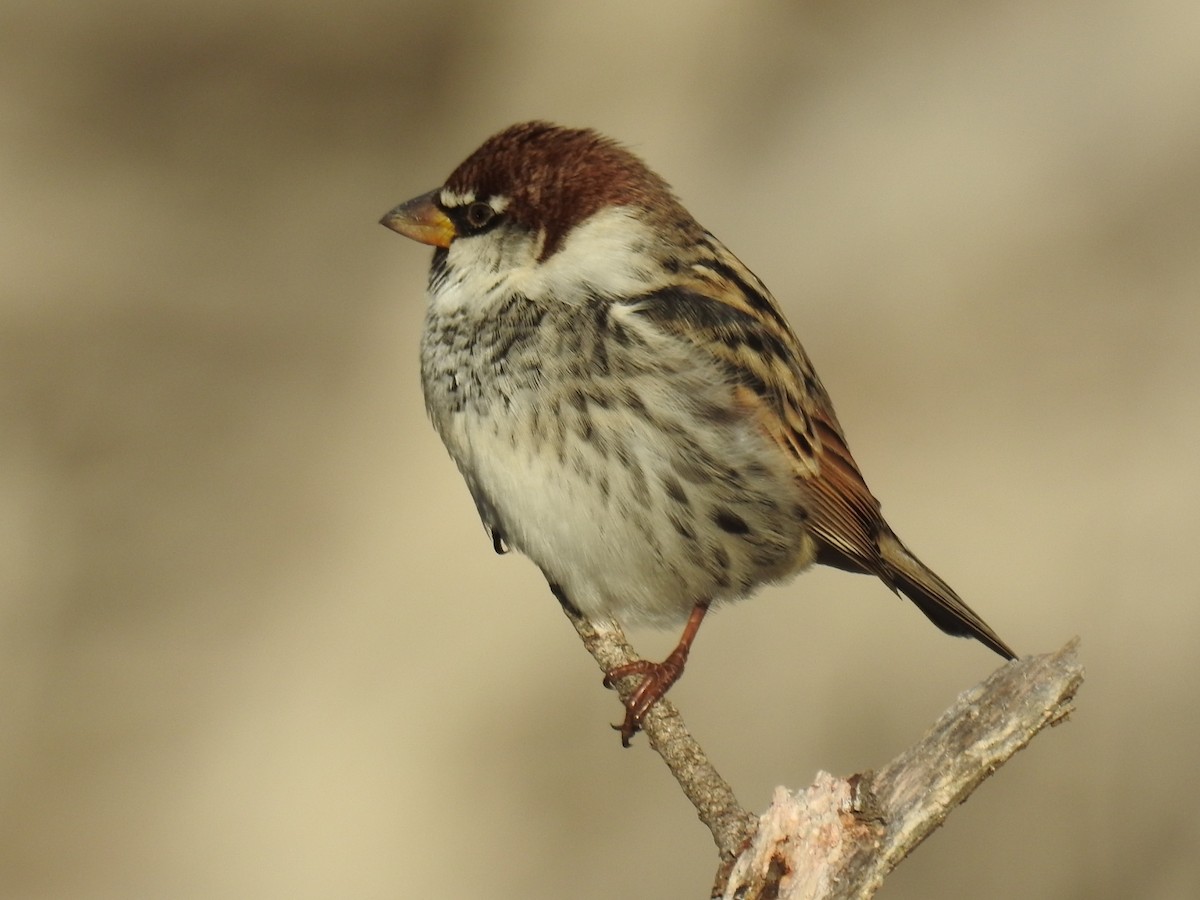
[3,1,1198,897]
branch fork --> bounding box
[567,613,1083,899]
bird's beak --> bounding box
[379,190,456,248]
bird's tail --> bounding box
[877,530,1017,661]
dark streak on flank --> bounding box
[670,514,695,540]
[621,387,651,420]
[587,389,611,409]
[713,508,751,535]
[662,475,689,506]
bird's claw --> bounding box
[603,651,687,747]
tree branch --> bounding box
[566,614,757,859]
[720,637,1083,899]
[566,612,1083,899]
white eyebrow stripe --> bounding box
[440,188,475,206]
[439,191,511,215]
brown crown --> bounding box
[443,122,689,258]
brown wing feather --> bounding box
[805,411,887,574]
[645,238,1016,660]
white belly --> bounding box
[435,378,815,627]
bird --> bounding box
[380,121,1016,746]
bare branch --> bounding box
[566,614,757,859]
[719,638,1084,899]
[566,611,1082,898]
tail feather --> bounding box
[877,531,1017,661]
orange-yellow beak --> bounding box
[379,190,456,248]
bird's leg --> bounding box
[603,601,710,746]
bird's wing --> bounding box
[624,237,1016,660]
[625,238,887,578]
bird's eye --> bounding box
[465,201,496,230]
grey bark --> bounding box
[568,614,1083,900]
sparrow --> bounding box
[380,121,1015,746]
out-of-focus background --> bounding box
[3,1,1198,897]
